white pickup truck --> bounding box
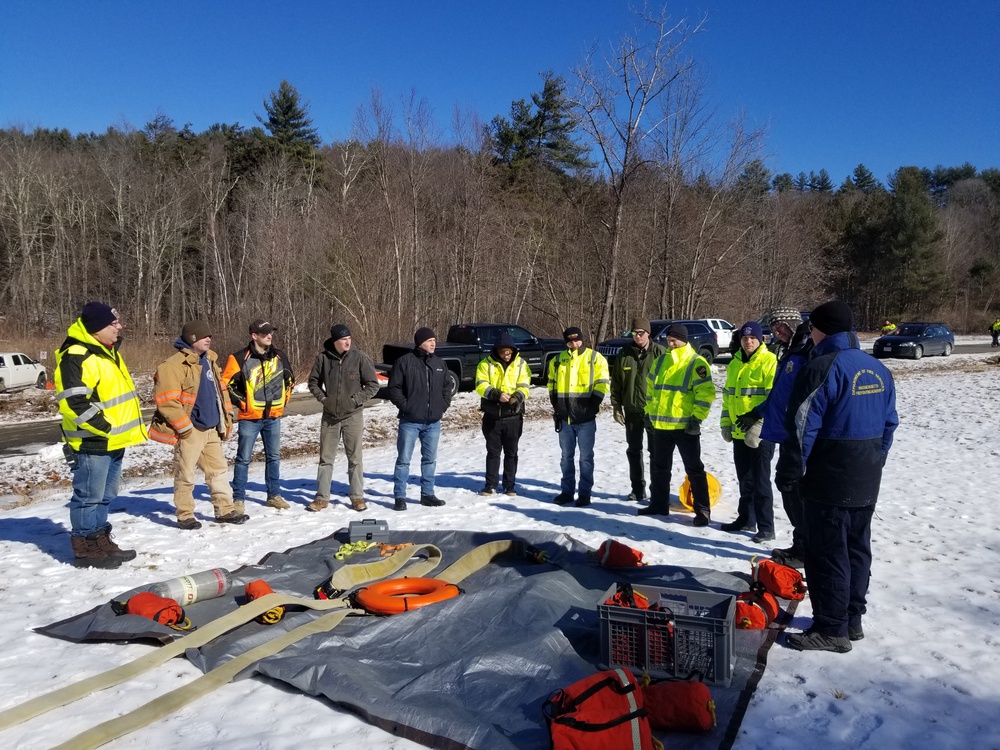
[0,352,47,392]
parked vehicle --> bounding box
[379,323,565,396]
[0,352,47,392]
[873,322,954,360]
[702,319,735,352]
[597,320,719,364]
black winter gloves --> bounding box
[735,408,761,432]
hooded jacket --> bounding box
[475,335,531,419]
[307,339,380,420]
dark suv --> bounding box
[597,320,719,364]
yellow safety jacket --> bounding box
[476,352,530,419]
[721,346,777,439]
[991,320,1000,334]
[54,320,147,453]
[547,347,610,424]
[881,323,897,335]
[644,344,716,431]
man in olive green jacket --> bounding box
[610,317,667,502]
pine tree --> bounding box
[809,168,834,193]
[772,172,794,192]
[794,172,809,192]
[257,80,321,156]
[851,164,881,193]
[734,159,771,195]
[886,167,947,310]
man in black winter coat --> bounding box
[387,327,453,510]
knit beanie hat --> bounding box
[181,320,212,345]
[767,306,803,333]
[810,301,853,335]
[563,326,583,343]
[665,323,689,343]
[80,301,119,333]
[739,321,764,341]
[631,317,652,334]
[414,327,436,346]
[329,324,351,341]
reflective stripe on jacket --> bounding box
[610,340,667,415]
[221,344,294,420]
[644,343,716,431]
[476,352,530,419]
[149,347,235,445]
[547,347,610,424]
[721,345,777,439]
[54,319,147,453]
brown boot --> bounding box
[350,497,368,512]
[95,526,136,562]
[71,534,122,569]
[306,498,329,512]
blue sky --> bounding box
[1,1,997,186]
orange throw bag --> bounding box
[735,589,781,629]
[111,592,190,630]
[641,678,716,732]
[595,539,645,568]
[751,557,807,600]
[245,579,285,624]
[543,668,656,750]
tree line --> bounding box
[1,9,998,369]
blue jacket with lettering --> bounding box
[775,331,898,507]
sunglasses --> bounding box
[632,330,648,336]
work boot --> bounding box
[306,498,329,512]
[71,534,122,569]
[848,617,865,641]
[553,493,574,506]
[720,515,754,533]
[266,496,290,510]
[420,495,445,507]
[350,496,368,512]
[771,547,805,569]
[177,517,203,530]
[693,512,711,527]
[96,526,136,562]
[626,492,644,502]
[479,486,495,497]
[393,498,408,511]
[233,500,246,515]
[215,511,249,525]
[637,504,669,516]
[786,630,852,653]
[751,531,776,543]
[503,487,517,497]
[574,495,591,507]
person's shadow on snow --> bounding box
[0,515,72,562]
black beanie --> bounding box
[810,301,853,335]
[80,301,119,333]
[329,324,351,341]
[414,327,436,346]
[665,323,689,343]
[563,326,583,343]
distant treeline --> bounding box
[2,16,997,365]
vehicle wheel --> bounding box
[446,369,460,398]
[0,378,5,393]
[698,347,715,364]
[943,342,953,357]
[36,373,47,388]
[913,345,923,360]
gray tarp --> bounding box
[38,529,793,750]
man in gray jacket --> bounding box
[307,324,379,511]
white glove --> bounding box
[721,425,733,443]
[744,420,763,448]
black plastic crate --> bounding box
[598,583,736,686]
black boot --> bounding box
[637,504,669,516]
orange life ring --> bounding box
[353,577,461,615]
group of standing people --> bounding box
[53,300,899,655]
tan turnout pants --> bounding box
[172,427,235,520]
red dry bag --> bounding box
[543,668,655,750]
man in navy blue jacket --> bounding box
[776,300,898,653]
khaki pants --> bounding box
[173,428,235,520]
[316,410,364,500]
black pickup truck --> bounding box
[379,323,565,396]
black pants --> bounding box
[802,502,874,637]
[992,331,999,347]
[732,439,775,533]
[649,429,709,514]
[624,411,653,498]
[482,415,523,492]
[779,470,805,553]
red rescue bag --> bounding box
[111,592,191,630]
[751,556,807,600]
[604,581,652,610]
[543,668,656,750]
[641,678,716,732]
[245,579,285,624]
[595,539,645,568]
[734,589,781,629]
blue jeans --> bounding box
[558,420,596,496]
[68,449,124,537]
[393,420,441,498]
[232,418,282,499]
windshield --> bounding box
[892,325,927,337]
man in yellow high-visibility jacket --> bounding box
[475,333,531,496]
[55,302,147,568]
[548,327,610,506]
[640,323,716,526]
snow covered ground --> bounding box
[0,346,998,749]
